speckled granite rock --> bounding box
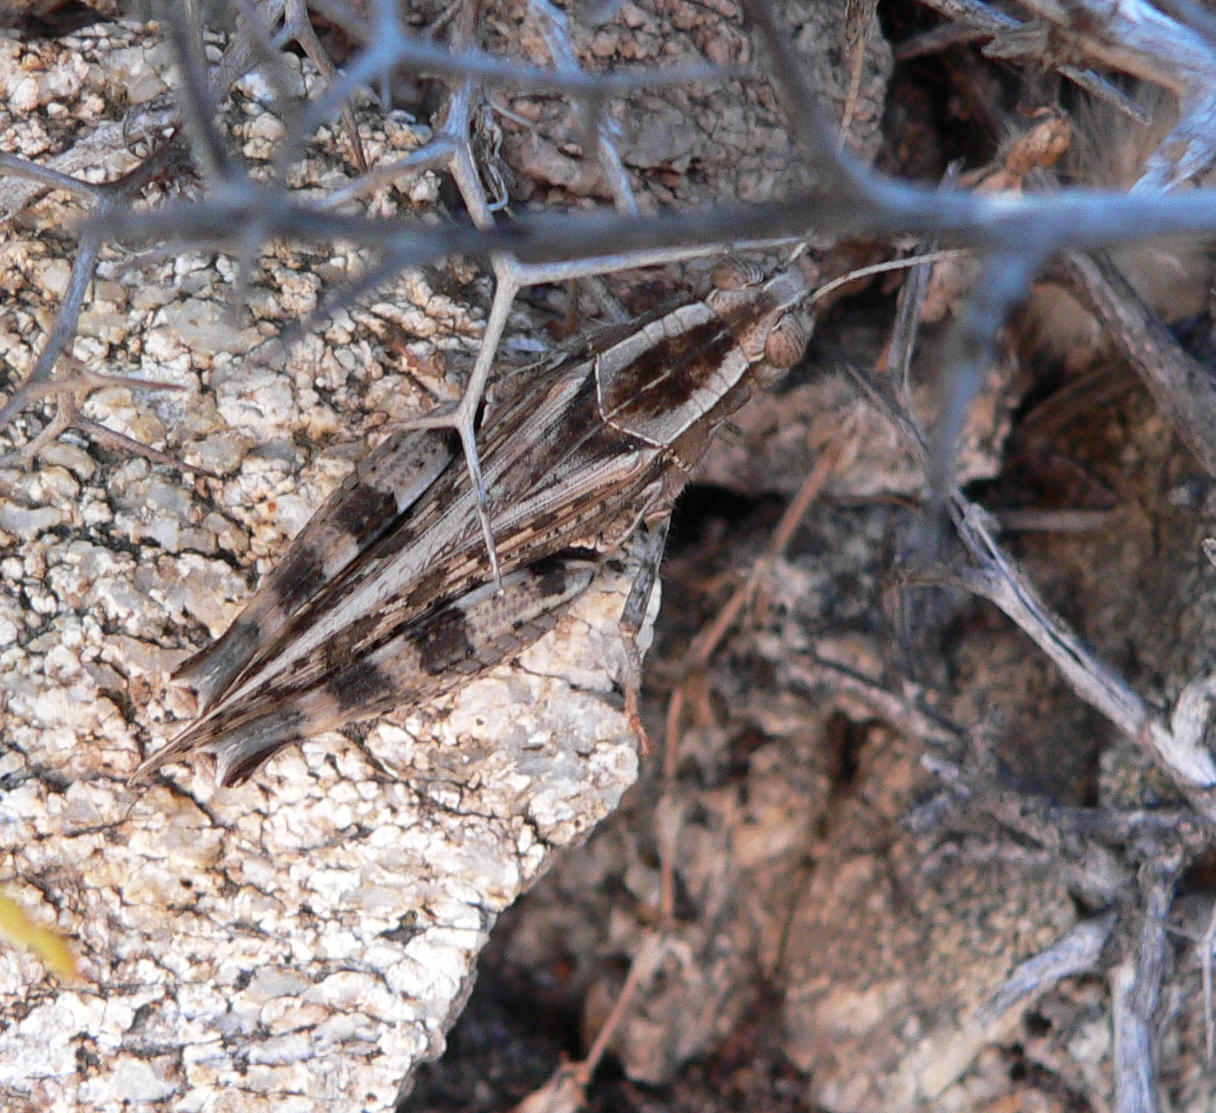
[0,17,645,1111]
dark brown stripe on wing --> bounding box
[328,659,397,713]
[416,607,476,675]
[331,482,401,545]
[272,547,328,612]
[533,559,575,605]
[599,318,735,423]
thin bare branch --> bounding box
[1050,249,1216,475]
[976,913,1117,1027]
[298,20,735,141]
[1112,858,1180,1113]
[0,153,104,203]
[158,0,233,182]
[0,230,100,430]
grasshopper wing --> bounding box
[139,558,597,785]
[176,429,455,708]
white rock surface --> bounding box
[0,20,643,1111]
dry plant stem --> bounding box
[1112,859,1180,1113]
[1043,66,1154,125]
[1050,250,1216,475]
[890,163,964,408]
[0,366,218,477]
[300,0,731,134]
[920,742,1203,1109]
[951,500,1216,815]
[0,410,75,469]
[98,170,1216,267]
[838,0,877,144]
[213,1,431,179]
[527,0,639,214]
[211,1,299,110]
[789,657,960,753]
[1205,897,1216,1063]
[96,0,1216,343]
[0,134,190,448]
[580,939,651,1072]
[0,231,98,432]
[896,20,993,59]
[976,913,1117,1027]
[922,736,1216,854]
[94,41,1216,281]
[416,0,507,577]
[929,248,1046,497]
[140,0,711,301]
[227,0,348,177]
[890,249,934,411]
[161,1,233,182]
[281,0,369,171]
[919,751,1135,901]
[850,220,1216,820]
[515,931,668,1112]
[0,153,104,203]
[95,0,1216,259]
[318,138,460,207]
[193,4,305,316]
[18,366,190,400]
[65,403,221,480]
[740,0,866,197]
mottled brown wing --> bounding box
[140,559,598,785]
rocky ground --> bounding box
[3,2,1216,1112]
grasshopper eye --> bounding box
[711,256,767,291]
[764,312,812,370]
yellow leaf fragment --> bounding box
[0,891,79,981]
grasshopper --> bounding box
[135,260,813,786]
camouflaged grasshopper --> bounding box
[135,260,813,785]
